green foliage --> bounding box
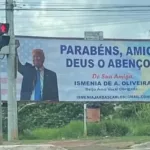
[21,119,131,140]
[127,120,150,136]
[87,119,129,137]
[17,102,84,133]
[3,102,150,139]
[14,102,116,134]
[113,103,137,119]
[2,102,118,135]
[134,103,150,122]
[87,122,107,136]
[2,106,7,134]
[60,121,84,138]
[104,119,129,136]
[21,121,84,140]
[114,103,150,123]
[99,103,116,117]
[133,124,150,136]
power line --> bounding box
[12,12,150,15]
[2,11,150,21]
[1,8,150,12]
[2,2,150,9]
[10,14,150,17]
[2,4,150,12]
[14,19,150,32]
[11,16,150,21]
[14,2,150,8]
[3,14,149,23]
[3,4,150,10]
[1,2,150,34]
[13,3,150,9]
[1,11,150,25]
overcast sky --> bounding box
[1,0,150,38]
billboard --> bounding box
[1,36,150,101]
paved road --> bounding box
[130,148,150,149]
[0,145,67,150]
[0,144,150,150]
[69,147,150,150]
[65,142,150,150]
[0,141,150,150]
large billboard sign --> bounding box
[1,36,150,101]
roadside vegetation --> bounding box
[2,102,150,140]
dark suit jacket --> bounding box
[18,61,59,101]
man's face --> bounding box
[33,53,44,68]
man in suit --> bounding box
[15,40,59,101]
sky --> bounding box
[1,0,150,39]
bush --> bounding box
[60,121,84,138]
[104,119,130,136]
[31,128,61,140]
[19,129,38,140]
[18,103,84,133]
[21,121,84,140]
[20,119,150,140]
[21,119,131,140]
[87,119,130,137]
[132,123,150,136]
[87,122,107,136]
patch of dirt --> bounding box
[48,140,97,148]
[48,140,135,150]
[2,139,136,150]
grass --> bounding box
[3,136,150,145]
[18,119,150,143]
[20,121,84,140]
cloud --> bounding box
[5,0,150,39]
[0,0,6,22]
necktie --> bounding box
[34,69,41,101]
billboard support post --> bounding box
[0,60,2,144]
[6,0,18,141]
[84,104,87,137]
[83,31,104,137]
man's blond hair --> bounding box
[32,49,45,59]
